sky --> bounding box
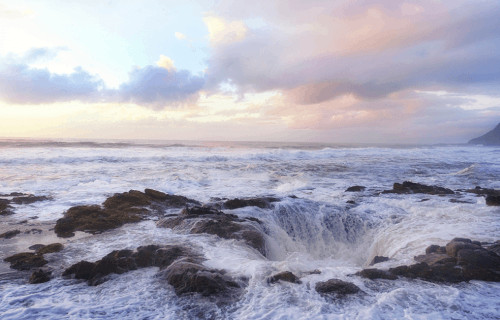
[0,0,499,143]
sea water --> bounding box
[0,140,499,319]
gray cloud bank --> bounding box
[0,50,204,107]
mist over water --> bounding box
[0,140,499,319]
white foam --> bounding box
[0,143,499,319]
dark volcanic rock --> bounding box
[158,206,266,256]
[485,241,500,256]
[29,269,51,284]
[63,261,96,280]
[355,268,397,280]
[463,187,500,206]
[223,197,279,210]
[425,244,446,254]
[29,244,46,251]
[63,245,193,285]
[11,195,51,205]
[486,195,500,206]
[0,229,21,239]
[54,205,142,237]
[468,122,500,145]
[315,279,361,295]
[345,186,366,192]
[370,256,389,265]
[55,189,199,237]
[0,199,14,215]
[267,271,301,284]
[357,238,500,283]
[63,244,243,299]
[36,243,64,255]
[162,260,242,297]
[4,252,47,271]
[383,181,454,195]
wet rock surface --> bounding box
[0,193,51,215]
[36,243,64,255]
[4,243,64,272]
[4,252,48,271]
[160,260,244,298]
[55,189,199,237]
[63,244,244,300]
[462,186,500,206]
[383,181,454,195]
[29,269,52,284]
[157,206,266,256]
[345,186,366,192]
[63,245,193,285]
[0,199,14,215]
[0,229,21,239]
[222,197,279,210]
[267,271,301,284]
[357,238,500,282]
[370,256,389,265]
[485,195,500,206]
[315,279,361,295]
[11,195,51,205]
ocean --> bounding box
[0,139,499,319]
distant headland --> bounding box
[469,123,500,145]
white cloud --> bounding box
[203,15,248,45]
[174,32,186,40]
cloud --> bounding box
[156,55,176,71]
[116,65,204,108]
[0,50,205,107]
[206,0,500,104]
[0,58,103,104]
[203,15,248,45]
[175,32,186,40]
[263,89,500,143]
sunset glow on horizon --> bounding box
[1,0,499,143]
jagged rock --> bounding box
[315,279,361,295]
[55,189,199,237]
[465,186,500,197]
[0,199,13,215]
[161,260,242,297]
[345,186,366,192]
[25,229,42,234]
[383,181,454,195]
[370,256,389,265]
[29,269,51,284]
[486,195,500,206]
[425,245,446,254]
[267,271,301,284]
[468,122,500,145]
[63,261,96,280]
[223,197,279,210]
[158,206,266,256]
[355,268,397,280]
[0,229,21,239]
[36,243,64,255]
[357,238,500,283]
[182,206,223,216]
[29,244,46,251]
[485,241,500,256]
[63,245,193,286]
[4,252,47,271]
[445,238,479,257]
[11,195,51,205]
[54,205,142,237]
[463,187,500,206]
[63,244,243,299]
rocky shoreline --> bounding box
[1,183,499,303]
